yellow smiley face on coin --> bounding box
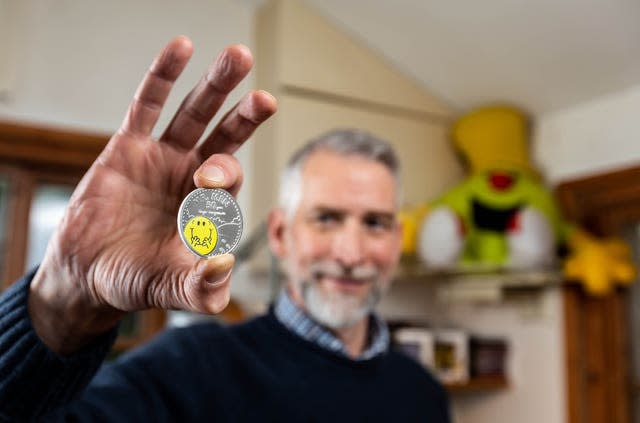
[183,216,218,256]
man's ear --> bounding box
[267,208,288,259]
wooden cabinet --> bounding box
[556,166,640,423]
[0,120,165,353]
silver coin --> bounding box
[177,188,243,258]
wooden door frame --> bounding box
[0,120,169,349]
[0,120,107,286]
[556,165,640,423]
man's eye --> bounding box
[364,216,392,231]
[314,212,340,225]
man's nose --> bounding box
[332,224,366,266]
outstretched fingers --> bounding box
[159,44,254,150]
[121,36,193,137]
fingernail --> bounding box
[200,165,225,184]
[203,254,235,283]
[205,268,232,285]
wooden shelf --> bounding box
[395,256,563,303]
[445,375,508,393]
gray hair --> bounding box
[278,129,402,220]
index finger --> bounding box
[120,36,193,137]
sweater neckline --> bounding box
[272,289,390,361]
[259,308,388,370]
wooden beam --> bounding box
[0,120,108,170]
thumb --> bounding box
[177,254,235,314]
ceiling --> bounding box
[305,0,640,116]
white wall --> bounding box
[447,292,566,423]
[0,0,257,133]
[535,83,640,184]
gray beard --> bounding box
[301,279,382,330]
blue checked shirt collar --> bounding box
[274,289,389,360]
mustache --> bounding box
[308,261,379,281]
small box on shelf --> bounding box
[390,321,509,394]
[434,329,469,384]
[469,336,508,379]
[393,326,435,370]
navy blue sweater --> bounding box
[0,272,450,422]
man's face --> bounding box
[270,150,402,329]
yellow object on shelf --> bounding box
[399,203,431,255]
[564,229,636,296]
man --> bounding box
[0,37,449,422]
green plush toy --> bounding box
[402,105,635,295]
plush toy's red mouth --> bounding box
[489,172,516,191]
[472,198,521,232]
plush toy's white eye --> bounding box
[506,207,556,269]
[419,206,465,268]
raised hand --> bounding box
[564,229,636,296]
[28,36,276,354]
